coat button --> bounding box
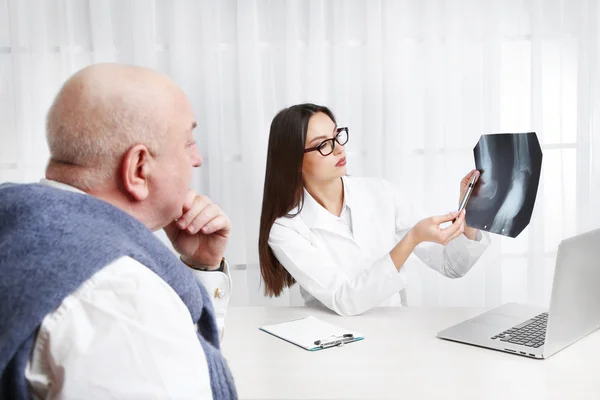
[214,288,225,299]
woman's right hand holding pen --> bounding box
[408,209,466,247]
[389,210,466,270]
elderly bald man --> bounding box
[0,64,237,399]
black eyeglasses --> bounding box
[304,127,349,156]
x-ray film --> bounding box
[465,132,542,238]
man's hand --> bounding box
[164,189,231,268]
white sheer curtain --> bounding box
[1,0,599,307]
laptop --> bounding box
[437,228,600,359]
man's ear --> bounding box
[121,144,152,201]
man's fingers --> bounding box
[172,192,230,236]
[200,214,231,235]
[182,189,197,213]
[186,203,223,234]
[178,195,212,230]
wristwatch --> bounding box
[180,256,226,272]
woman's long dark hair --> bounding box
[259,103,336,297]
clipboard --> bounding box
[259,315,364,351]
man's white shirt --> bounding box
[25,179,232,400]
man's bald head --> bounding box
[46,63,183,190]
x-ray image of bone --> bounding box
[465,132,542,238]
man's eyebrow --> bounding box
[191,121,197,130]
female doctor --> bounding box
[258,103,490,316]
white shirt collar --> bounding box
[39,178,86,195]
[300,176,352,232]
[340,177,350,213]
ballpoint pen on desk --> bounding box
[314,334,355,349]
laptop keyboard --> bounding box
[490,312,548,348]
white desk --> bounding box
[222,307,600,400]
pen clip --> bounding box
[314,333,355,349]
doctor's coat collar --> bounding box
[298,176,372,242]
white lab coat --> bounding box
[268,176,490,316]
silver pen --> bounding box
[455,173,478,222]
[314,334,355,349]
